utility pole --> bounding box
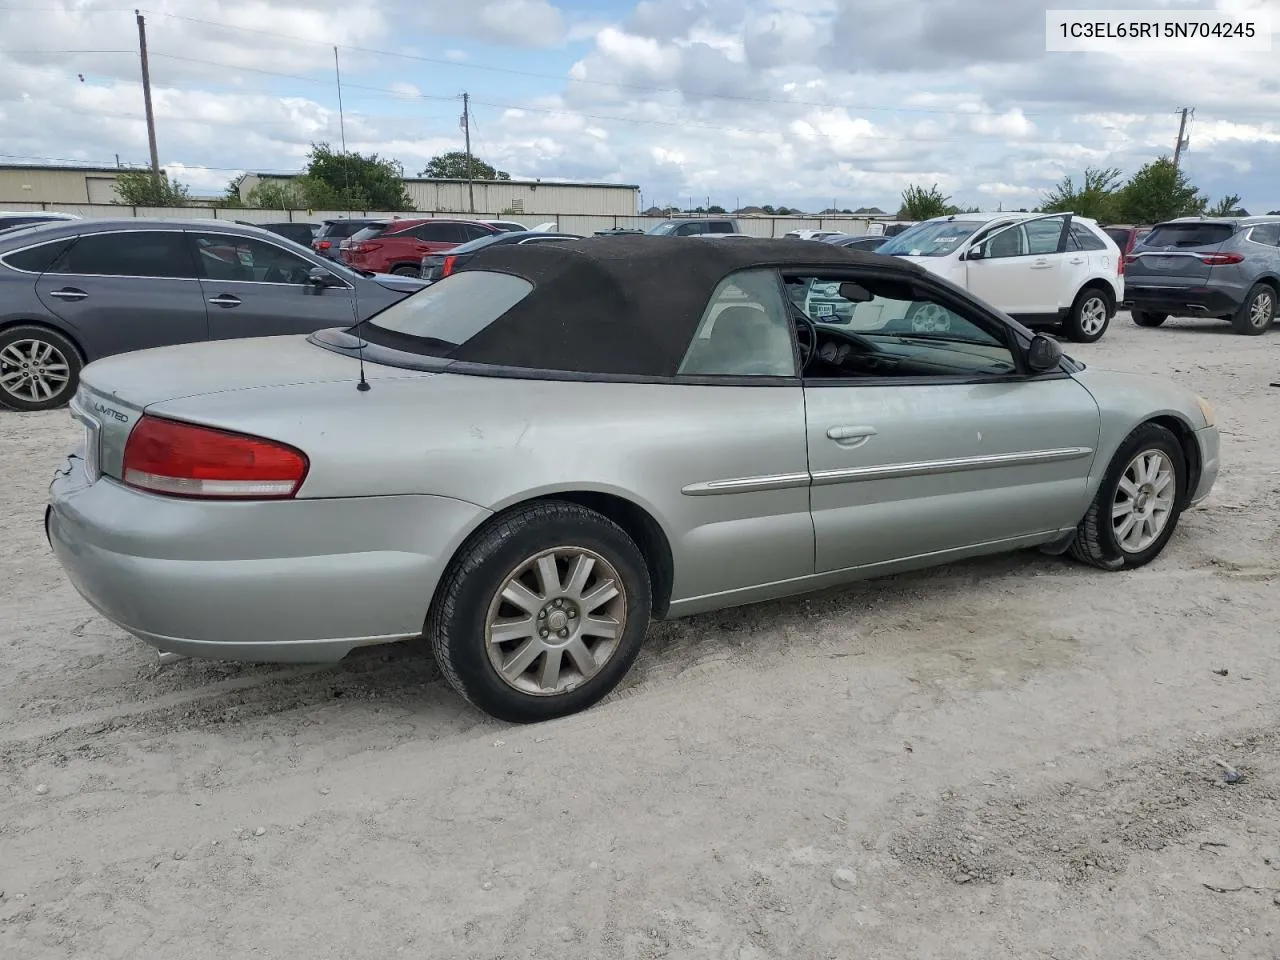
[1173,106,1192,171]
[135,10,161,189]
[333,47,347,155]
[461,92,475,214]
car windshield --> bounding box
[647,222,679,236]
[1143,223,1235,248]
[364,270,533,354]
[877,221,981,257]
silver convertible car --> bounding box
[46,236,1220,722]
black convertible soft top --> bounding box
[447,234,927,377]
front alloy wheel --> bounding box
[1068,422,1186,570]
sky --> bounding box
[1,0,1279,214]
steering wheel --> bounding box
[793,313,819,371]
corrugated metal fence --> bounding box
[0,201,879,238]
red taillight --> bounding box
[315,240,331,250]
[122,416,309,500]
[441,255,457,277]
[1200,252,1245,265]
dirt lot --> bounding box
[2,314,1278,960]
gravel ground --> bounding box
[2,313,1278,960]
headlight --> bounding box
[1196,395,1215,427]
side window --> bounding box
[1249,224,1280,246]
[413,222,467,243]
[678,269,796,378]
[48,231,195,279]
[1024,216,1068,255]
[675,222,707,236]
[1,238,74,273]
[459,223,495,241]
[1070,223,1107,251]
[708,221,734,234]
[980,223,1028,259]
[787,273,1017,379]
[189,233,316,284]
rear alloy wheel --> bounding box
[1230,283,1275,336]
[1068,422,1186,570]
[0,325,82,412]
[1131,310,1168,328]
[392,265,421,277]
[1062,287,1112,343]
[427,501,652,722]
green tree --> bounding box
[1115,156,1205,223]
[420,151,510,180]
[776,206,793,215]
[707,204,726,214]
[112,169,190,206]
[1040,166,1123,221]
[899,183,957,220]
[305,142,413,211]
[1205,193,1247,217]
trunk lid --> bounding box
[74,334,432,482]
[1125,221,1236,287]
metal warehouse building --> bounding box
[0,164,128,204]
[238,173,640,217]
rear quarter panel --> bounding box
[147,373,815,604]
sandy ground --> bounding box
[1,313,1278,960]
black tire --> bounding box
[1230,282,1275,336]
[427,500,652,723]
[0,324,83,412]
[1068,422,1187,570]
[1131,310,1168,328]
[391,265,421,277]
[1061,285,1113,343]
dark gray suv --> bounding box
[1123,216,1280,335]
[0,218,426,411]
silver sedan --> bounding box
[46,236,1220,722]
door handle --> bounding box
[48,288,87,301]
[827,425,877,447]
[208,295,242,308]
[1031,259,1053,269]
[1068,257,1086,264]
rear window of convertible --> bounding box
[364,271,533,355]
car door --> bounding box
[793,269,1101,574]
[963,214,1071,319]
[188,230,359,339]
[668,268,815,602]
[34,228,209,358]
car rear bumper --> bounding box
[1122,284,1241,317]
[1190,424,1220,508]
[46,460,489,663]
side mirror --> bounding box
[837,281,873,303]
[964,244,985,261]
[308,267,339,288]
[1027,333,1063,373]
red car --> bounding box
[1103,224,1151,256]
[340,219,499,275]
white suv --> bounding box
[876,212,1124,342]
